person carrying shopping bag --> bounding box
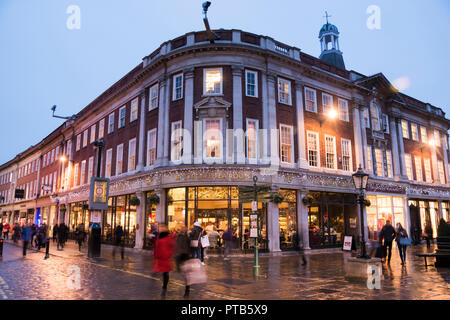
[189,222,203,260]
[395,223,411,266]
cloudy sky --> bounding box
[0,0,449,165]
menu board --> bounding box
[250,213,258,238]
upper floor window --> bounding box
[420,126,427,143]
[204,119,222,161]
[80,160,86,185]
[411,124,419,141]
[98,119,105,139]
[51,149,55,164]
[322,93,333,115]
[383,114,389,133]
[73,163,79,187]
[386,150,393,178]
[278,78,292,105]
[83,130,88,147]
[438,161,446,185]
[280,124,294,164]
[424,158,432,183]
[149,84,159,111]
[405,154,413,181]
[307,131,319,167]
[116,144,123,175]
[325,135,337,169]
[76,134,81,151]
[90,124,96,143]
[414,155,423,182]
[304,87,317,113]
[370,103,381,131]
[108,113,115,134]
[434,130,441,147]
[118,106,126,129]
[204,68,223,96]
[130,98,138,122]
[173,73,184,100]
[171,121,183,163]
[128,138,137,172]
[401,120,409,139]
[245,70,258,98]
[88,156,94,183]
[366,146,373,173]
[105,149,112,178]
[341,138,352,171]
[246,119,259,162]
[374,148,383,177]
[363,108,370,128]
[338,98,349,122]
[147,129,157,166]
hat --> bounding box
[194,222,202,227]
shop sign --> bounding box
[90,211,102,223]
[89,177,110,211]
[251,201,258,212]
[343,236,353,251]
[250,213,258,238]
[350,218,357,229]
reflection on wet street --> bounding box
[0,240,448,300]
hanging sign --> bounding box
[251,201,258,212]
[250,213,258,238]
[89,177,110,211]
[90,211,102,223]
[343,236,353,251]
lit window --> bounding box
[51,149,55,163]
[421,127,427,143]
[88,156,94,183]
[73,163,79,187]
[204,68,222,95]
[204,119,222,160]
[411,124,419,141]
[366,146,373,173]
[173,73,184,100]
[434,130,441,147]
[307,131,319,167]
[304,88,317,113]
[118,106,126,128]
[105,149,112,178]
[280,125,293,164]
[401,120,409,139]
[246,119,259,161]
[80,160,86,185]
[424,158,432,183]
[405,154,413,181]
[98,119,105,139]
[149,84,159,110]
[371,103,381,131]
[76,135,81,151]
[128,138,136,172]
[414,155,423,182]
[363,108,370,128]
[322,93,333,115]
[245,70,258,98]
[90,124,96,143]
[325,135,336,169]
[108,113,115,133]
[116,144,123,175]
[338,98,349,122]
[374,148,383,177]
[83,130,88,147]
[130,98,138,122]
[278,78,292,105]
[147,129,157,166]
[438,161,446,184]
[341,139,352,171]
[171,121,183,163]
[386,150,393,178]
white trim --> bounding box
[246,118,259,164]
[105,149,112,178]
[324,134,337,170]
[322,92,333,114]
[203,68,223,96]
[279,124,294,164]
[116,144,124,176]
[341,138,352,172]
[307,131,320,168]
[173,73,184,101]
[245,70,258,98]
[108,113,115,134]
[304,87,317,113]
[147,128,157,167]
[130,97,139,122]
[90,124,96,143]
[171,120,183,164]
[118,106,126,129]
[203,118,223,163]
[128,138,137,172]
[337,98,349,122]
[149,83,159,111]
[277,77,292,106]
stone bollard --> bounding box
[45,238,50,259]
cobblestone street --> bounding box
[0,240,448,300]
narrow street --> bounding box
[0,240,448,300]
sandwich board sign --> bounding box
[343,236,353,251]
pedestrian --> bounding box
[3,223,10,240]
[200,229,210,265]
[424,222,433,249]
[57,223,65,250]
[22,223,33,257]
[30,224,37,248]
[222,227,233,260]
[52,224,59,243]
[76,224,86,251]
[37,223,48,251]
[395,223,410,266]
[153,224,175,298]
[0,222,3,239]
[189,222,203,261]
[112,224,124,259]
[175,225,192,298]
[12,223,21,243]
[379,220,396,264]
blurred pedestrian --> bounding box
[37,223,48,251]
[153,224,175,298]
[424,222,433,249]
[379,220,396,264]
[3,223,10,239]
[0,222,3,239]
[12,223,21,243]
[189,222,203,261]
[22,223,33,256]
[30,224,37,248]
[112,224,124,259]
[52,224,59,243]
[57,223,66,250]
[222,227,233,260]
[175,225,192,298]
[76,224,86,251]
[395,223,410,266]
[200,229,210,265]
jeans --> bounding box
[23,240,29,256]
[398,244,407,263]
[383,240,393,262]
[191,247,201,260]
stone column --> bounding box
[183,68,195,164]
[431,145,439,185]
[267,73,279,167]
[155,189,166,224]
[134,191,145,249]
[294,81,309,169]
[162,77,171,167]
[136,89,147,172]
[267,202,280,252]
[351,101,363,169]
[389,116,401,179]
[232,65,244,164]
[155,77,167,167]
[396,119,408,179]
[260,72,269,164]
[443,139,450,186]
[297,190,310,250]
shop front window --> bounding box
[279,190,297,250]
[102,194,137,247]
[366,195,406,241]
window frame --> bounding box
[341,138,352,171]
[414,155,423,182]
[173,73,184,100]
[98,118,105,139]
[149,83,159,111]
[338,98,349,122]
[90,124,96,143]
[203,68,223,96]
[307,131,320,168]
[116,144,124,176]
[171,121,183,163]
[411,123,419,141]
[245,70,258,98]
[405,154,413,181]
[304,87,317,113]
[246,118,259,163]
[105,149,113,178]
[83,130,88,148]
[147,128,157,166]
[277,78,292,106]
[128,138,137,172]
[118,106,126,129]
[322,93,333,115]
[108,113,115,134]
[203,118,223,162]
[424,158,432,183]
[420,126,427,143]
[80,160,86,186]
[130,97,139,122]
[401,120,409,139]
[324,135,337,170]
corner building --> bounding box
[1,23,450,252]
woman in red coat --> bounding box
[153,224,175,297]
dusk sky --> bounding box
[1,0,449,165]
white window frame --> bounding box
[203,118,223,163]
[363,108,370,128]
[374,148,384,177]
[279,124,294,164]
[171,121,183,163]
[246,118,259,163]
[324,135,337,170]
[203,68,223,96]
[88,156,94,183]
[128,138,137,172]
[421,126,427,143]
[73,163,79,187]
[76,135,81,151]
[105,149,112,178]
[147,129,157,166]
[108,113,115,134]
[173,73,184,100]
[405,154,413,181]
[118,106,126,129]
[434,130,441,147]
[149,83,159,111]
[130,97,139,122]
[424,158,432,183]
[401,120,409,139]
[80,160,86,186]
[322,93,333,115]
[383,114,389,133]
[411,123,419,141]
[370,103,381,131]
[438,160,446,185]
[304,87,317,113]
[98,119,105,139]
[341,138,352,172]
[338,98,349,122]
[90,124,96,143]
[83,130,88,147]
[245,70,258,98]
[386,150,393,178]
[116,144,123,176]
[366,146,373,173]
[414,155,423,182]
[277,78,292,105]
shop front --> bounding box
[69,202,89,232]
[307,192,358,248]
[144,191,158,249]
[103,194,137,247]
[278,190,297,250]
[26,209,34,224]
[409,199,441,239]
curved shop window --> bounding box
[278,190,297,250]
[166,186,267,251]
[103,194,137,247]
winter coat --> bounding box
[22,227,33,241]
[189,226,203,244]
[153,232,175,273]
[424,225,433,238]
[3,224,10,232]
[395,227,408,243]
[222,229,233,241]
[175,232,191,270]
[379,225,396,243]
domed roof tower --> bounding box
[319,12,345,70]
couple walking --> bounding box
[379,220,410,265]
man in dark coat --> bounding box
[112,224,124,259]
[189,222,203,260]
[57,223,66,250]
[52,224,59,243]
[175,225,191,298]
[379,220,396,264]
[22,223,33,256]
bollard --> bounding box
[0,238,3,258]
[44,238,50,259]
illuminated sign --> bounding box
[89,177,110,211]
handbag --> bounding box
[180,259,208,286]
[200,235,210,248]
[399,237,412,246]
[190,232,201,248]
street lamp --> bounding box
[327,108,338,120]
[352,166,371,259]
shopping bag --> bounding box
[190,240,199,248]
[375,246,384,259]
[180,259,208,286]
[200,235,210,248]
[399,238,412,246]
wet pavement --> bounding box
[0,239,448,300]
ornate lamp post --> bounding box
[352,166,371,259]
